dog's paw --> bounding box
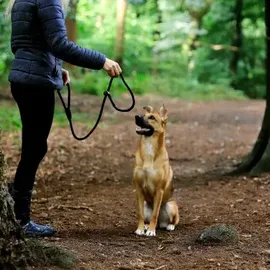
[166,224,175,231]
[145,229,156,237]
[144,224,149,230]
[135,229,145,236]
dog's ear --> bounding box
[143,106,153,113]
[159,104,168,120]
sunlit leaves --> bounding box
[128,0,146,4]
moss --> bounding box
[196,224,238,245]
[26,239,77,269]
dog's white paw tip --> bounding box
[145,230,156,237]
[144,224,149,230]
[135,229,145,236]
[166,224,175,231]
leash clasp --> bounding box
[103,90,111,96]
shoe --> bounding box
[11,188,55,237]
[23,220,56,237]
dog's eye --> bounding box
[148,115,156,120]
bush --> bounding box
[68,68,246,101]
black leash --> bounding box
[57,74,135,141]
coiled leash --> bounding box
[57,74,135,141]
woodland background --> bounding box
[0,0,265,100]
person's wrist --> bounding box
[100,54,107,70]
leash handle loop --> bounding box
[57,74,135,141]
[106,74,135,112]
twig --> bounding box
[48,204,93,211]
[155,265,167,270]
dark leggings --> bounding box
[11,83,55,193]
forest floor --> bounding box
[2,93,270,270]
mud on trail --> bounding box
[2,94,270,270]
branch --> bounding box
[193,41,239,52]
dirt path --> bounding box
[2,95,270,269]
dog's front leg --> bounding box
[146,189,164,236]
[135,186,145,235]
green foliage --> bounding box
[0,104,21,131]
[0,0,266,99]
[149,75,245,100]
[0,0,12,77]
[0,103,98,131]
[69,70,150,95]
[68,67,245,101]
[54,106,97,128]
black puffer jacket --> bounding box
[9,0,106,90]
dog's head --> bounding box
[135,104,168,136]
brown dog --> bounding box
[133,104,179,237]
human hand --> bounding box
[103,58,122,77]
[62,68,70,85]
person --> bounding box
[5,0,122,237]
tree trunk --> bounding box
[185,1,212,72]
[230,0,270,176]
[152,0,162,76]
[65,0,79,71]
[95,0,110,30]
[0,145,75,268]
[115,0,128,66]
[229,0,243,76]
[189,18,203,52]
[0,151,30,269]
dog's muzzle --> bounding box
[135,115,154,136]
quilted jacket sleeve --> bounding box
[37,0,106,70]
